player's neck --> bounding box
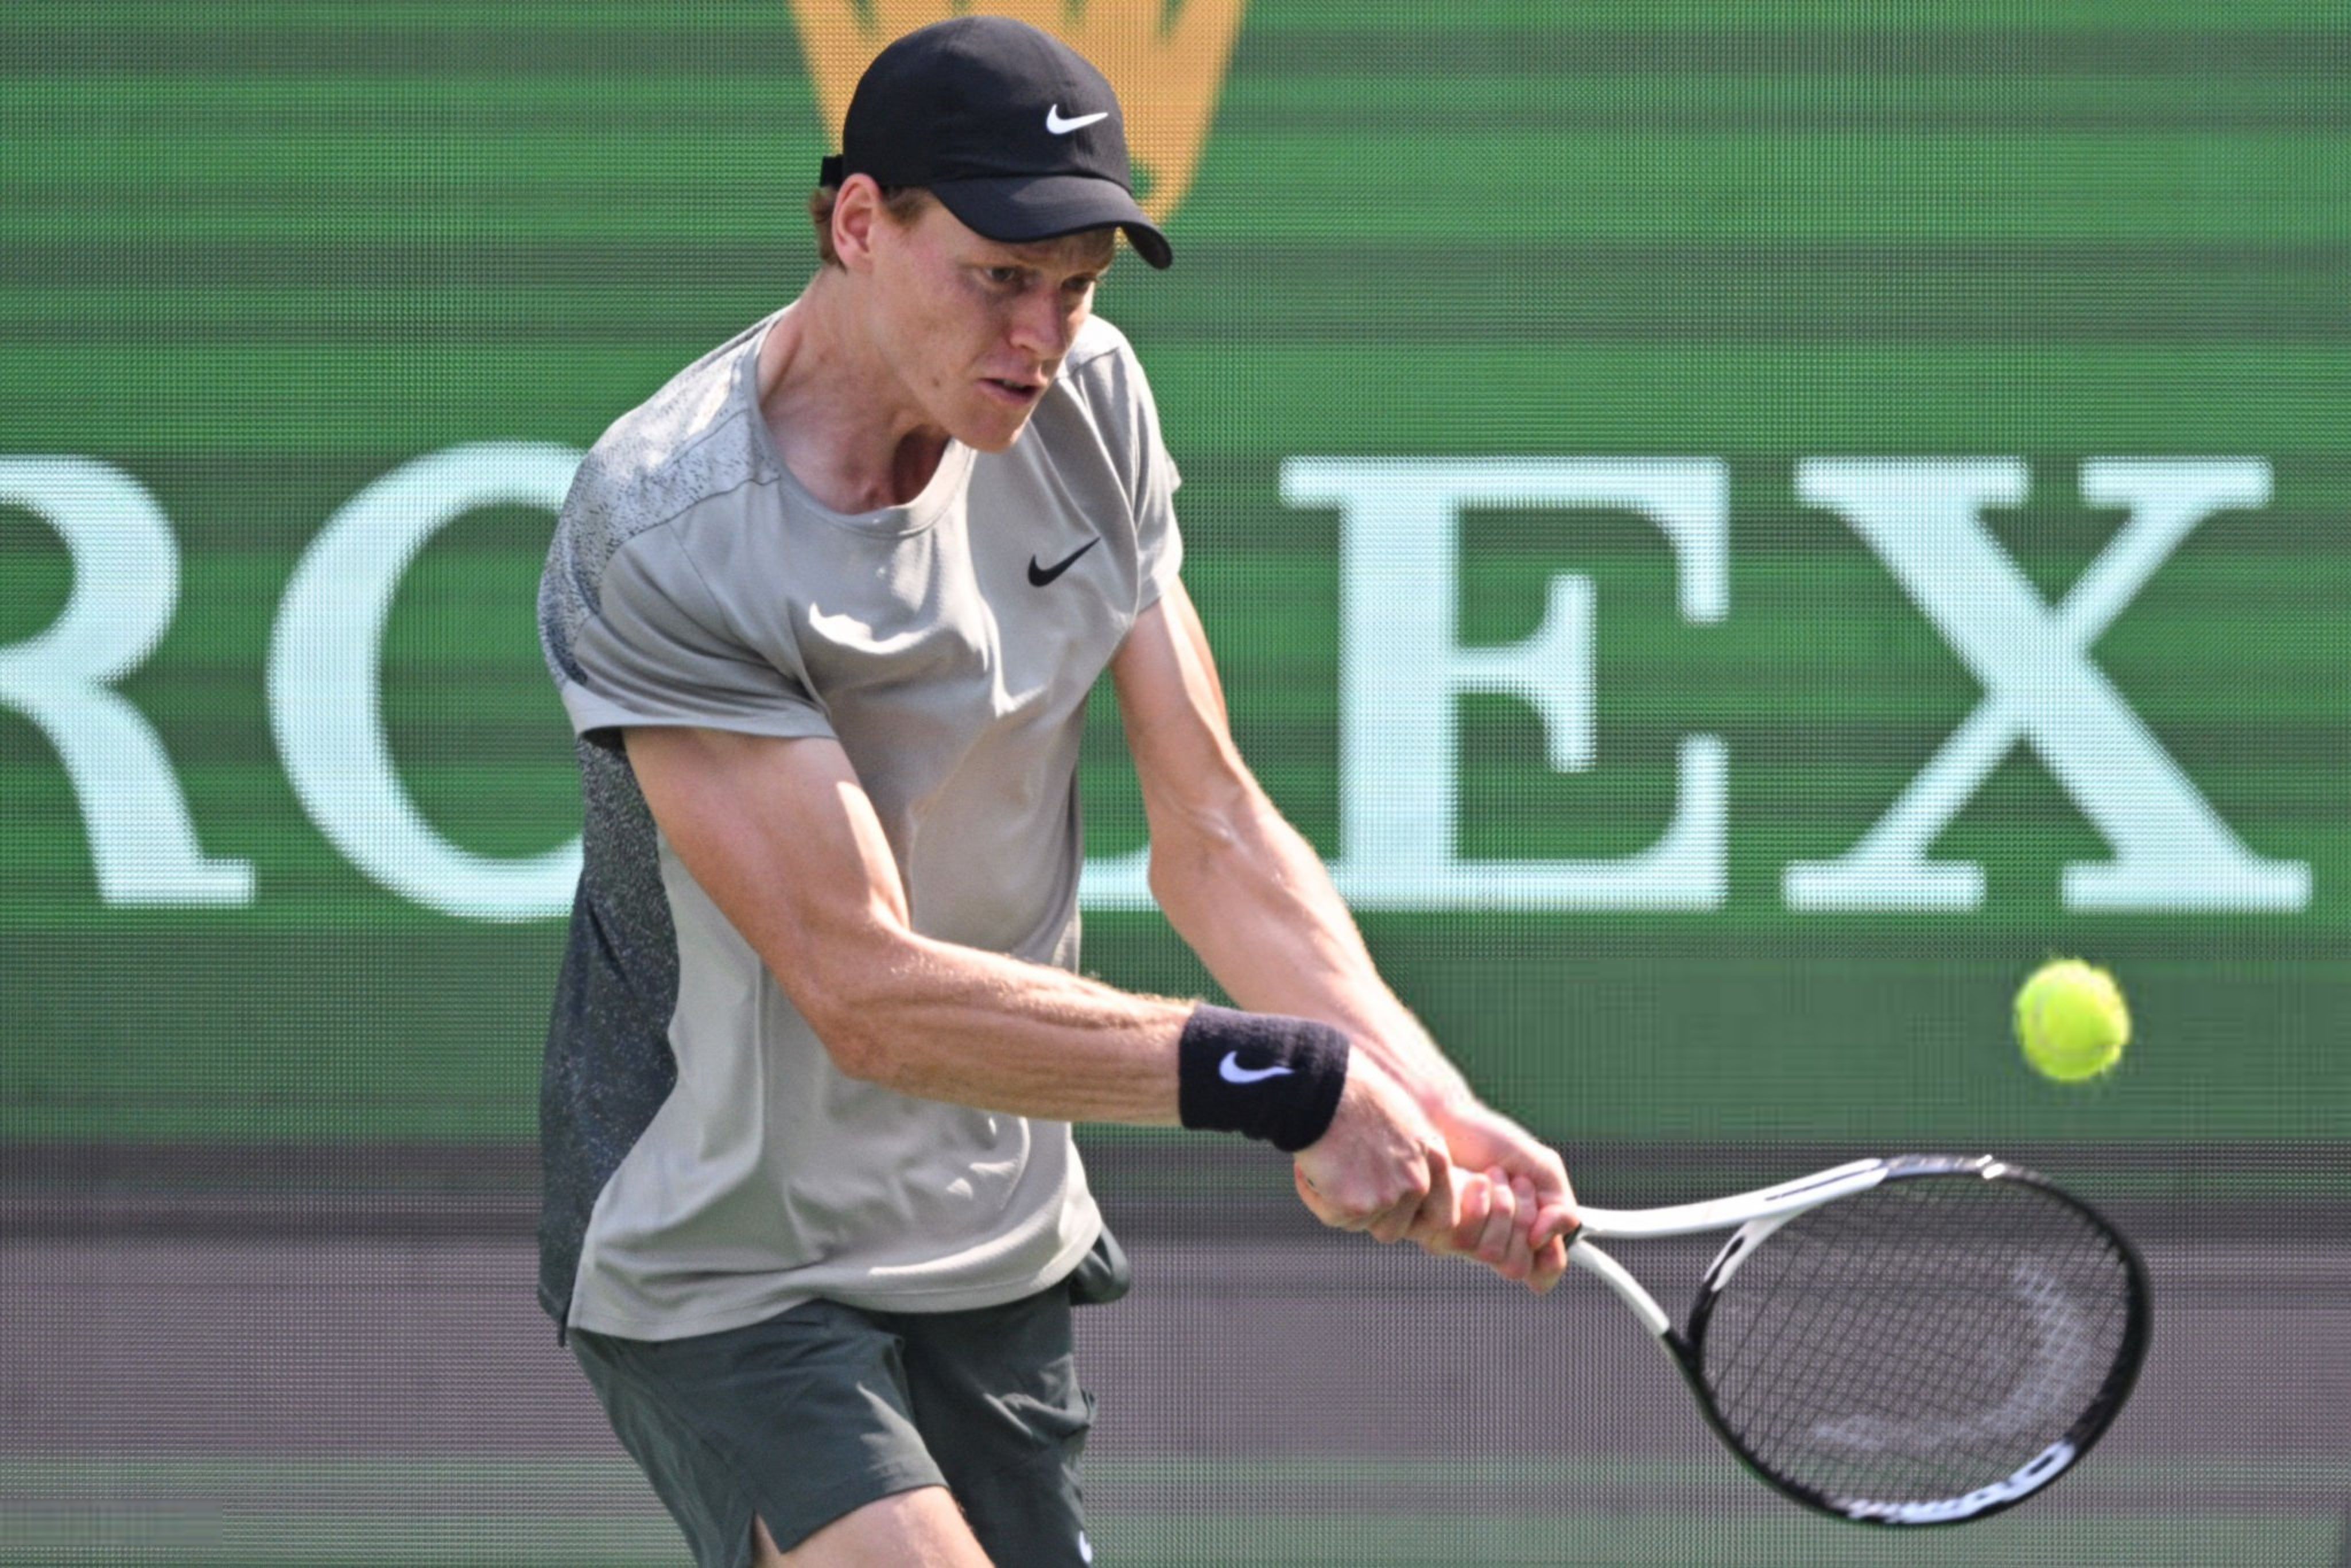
[758,280,952,513]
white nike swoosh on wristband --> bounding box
[1046,104,1109,135]
[1219,1052,1296,1085]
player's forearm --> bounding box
[791,932,1191,1124]
[1149,788,1472,1113]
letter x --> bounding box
[1786,459,2307,912]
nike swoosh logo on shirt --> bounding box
[1027,537,1101,586]
[1046,105,1109,135]
[1219,1052,1296,1085]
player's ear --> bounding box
[831,174,886,273]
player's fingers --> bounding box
[1526,1150,1575,1212]
[1497,1175,1539,1282]
[1481,1166,1521,1264]
[1405,1146,1459,1252]
[1367,1142,1443,1245]
[1429,1147,1462,1231]
[1366,1174,1426,1245]
[1474,1165,1518,1265]
[1523,1235,1572,1295]
[1528,1198,1582,1253]
[1440,1170,1497,1256]
[1494,1135,1574,1216]
[1444,1169,1492,1253]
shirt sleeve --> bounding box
[1073,325,1186,612]
[1137,432,1186,612]
[1130,362,1185,612]
[552,518,834,746]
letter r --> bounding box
[0,458,253,904]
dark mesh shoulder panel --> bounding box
[537,736,680,1334]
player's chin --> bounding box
[961,379,1048,450]
[959,424,1031,455]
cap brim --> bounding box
[931,174,1173,270]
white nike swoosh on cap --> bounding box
[1045,104,1109,135]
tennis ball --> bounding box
[2014,958,2129,1082]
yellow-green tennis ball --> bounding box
[2014,959,2129,1082]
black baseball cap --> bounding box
[818,16,1173,270]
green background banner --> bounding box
[5,1,2347,1168]
[7,10,2348,1566]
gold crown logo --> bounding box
[787,0,1248,222]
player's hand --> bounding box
[1430,1167,1570,1295]
[1429,1101,1577,1294]
[1290,1057,1458,1248]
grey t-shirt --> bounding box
[537,309,1182,1340]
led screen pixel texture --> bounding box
[3,5,2345,1563]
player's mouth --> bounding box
[979,374,1046,408]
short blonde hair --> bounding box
[807,184,935,269]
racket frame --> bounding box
[1568,1153,2154,1527]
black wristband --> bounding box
[1176,1004,1351,1153]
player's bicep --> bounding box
[623,725,912,1017]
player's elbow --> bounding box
[794,981,892,1084]
[1143,822,1227,913]
[786,942,919,1086]
[802,1008,881,1082]
[1145,782,1276,914]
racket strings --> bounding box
[1694,1175,2136,1510]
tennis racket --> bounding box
[1569,1153,2150,1526]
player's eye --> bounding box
[980,266,1028,290]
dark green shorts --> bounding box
[571,1234,1128,1567]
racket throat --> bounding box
[1701,1209,1802,1292]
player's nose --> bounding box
[1006,288,1078,362]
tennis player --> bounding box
[536,17,1574,1566]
